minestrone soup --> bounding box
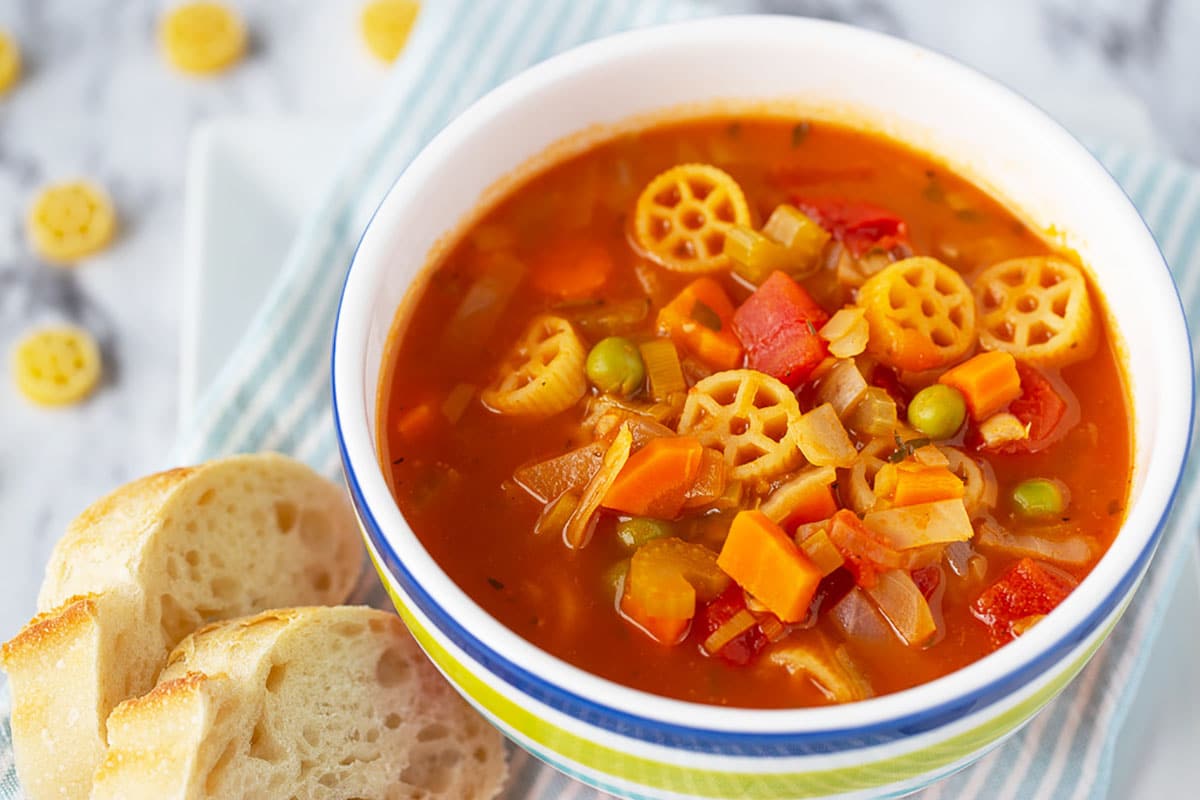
[379,117,1131,708]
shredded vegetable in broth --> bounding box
[379,117,1132,708]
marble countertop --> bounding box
[0,0,1196,643]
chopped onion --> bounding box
[819,307,869,358]
[682,448,727,509]
[865,569,937,646]
[443,252,525,356]
[761,466,837,523]
[796,403,858,468]
[534,491,580,537]
[563,425,632,549]
[816,359,869,418]
[976,517,1097,566]
[440,383,476,424]
[828,587,892,644]
[514,442,606,503]
[768,632,874,702]
[978,412,1029,448]
[863,499,974,550]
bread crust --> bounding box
[93,607,509,800]
[1,454,363,800]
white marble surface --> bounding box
[0,0,1196,644]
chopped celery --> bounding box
[616,517,674,550]
[761,204,830,275]
[638,339,687,401]
[846,386,900,438]
[724,225,793,285]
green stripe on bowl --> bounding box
[365,541,1121,798]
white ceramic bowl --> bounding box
[332,16,1193,799]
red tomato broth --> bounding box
[378,117,1132,708]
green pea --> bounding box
[907,384,967,440]
[616,517,673,550]
[1012,478,1067,518]
[586,336,645,396]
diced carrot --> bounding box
[395,402,436,440]
[939,351,1022,421]
[971,557,1077,645]
[761,468,839,529]
[891,464,966,506]
[619,589,689,645]
[602,436,704,518]
[717,510,822,623]
[529,236,613,299]
[656,277,743,370]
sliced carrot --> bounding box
[619,589,689,645]
[602,435,704,518]
[395,402,436,440]
[891,464,966,506]
[656,277,743,370]
[938,351,1022,421]
[717,510,822,623]
[529,236,614,299]
[761,468,839,529]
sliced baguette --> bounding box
[1,454,362,800]
[93,606,509,800]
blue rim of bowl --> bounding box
[330,16,1195,757]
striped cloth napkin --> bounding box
[3,1,1198,798]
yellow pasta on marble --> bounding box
[26,181,117,264]
[634,164,751,273]
[12,326,102,407]
[361,0,420,63]
[160,2,247,75]
[678,369,802,482]
[974,256,1096,367]
[0,30,22,96]
[482,314,587,417]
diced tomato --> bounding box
[793,197,910,258]
[695,585,768,667]
[731,271,830,389]
[869,364,911,417]
[973,364,1070,454]
[971,557,1077,645]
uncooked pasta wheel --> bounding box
[678,369,802,482]
[974,256,1096,367]
[26,182,117,264]
[482,314,587,417]
[633,164,751,273]
[859,257,976,371]
[12,326,102,406]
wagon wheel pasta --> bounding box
[678,369,802,482]
[940,446,998,519]
[974,256,1096,367]
[633,164,751,273]
[481,314,587,417]
[859,257,976,371]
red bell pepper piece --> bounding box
[972,364,1071,454]
[793,197,910,258]
[971,558,1076,645]
[731,271,830,389]
[695,585,768,667]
